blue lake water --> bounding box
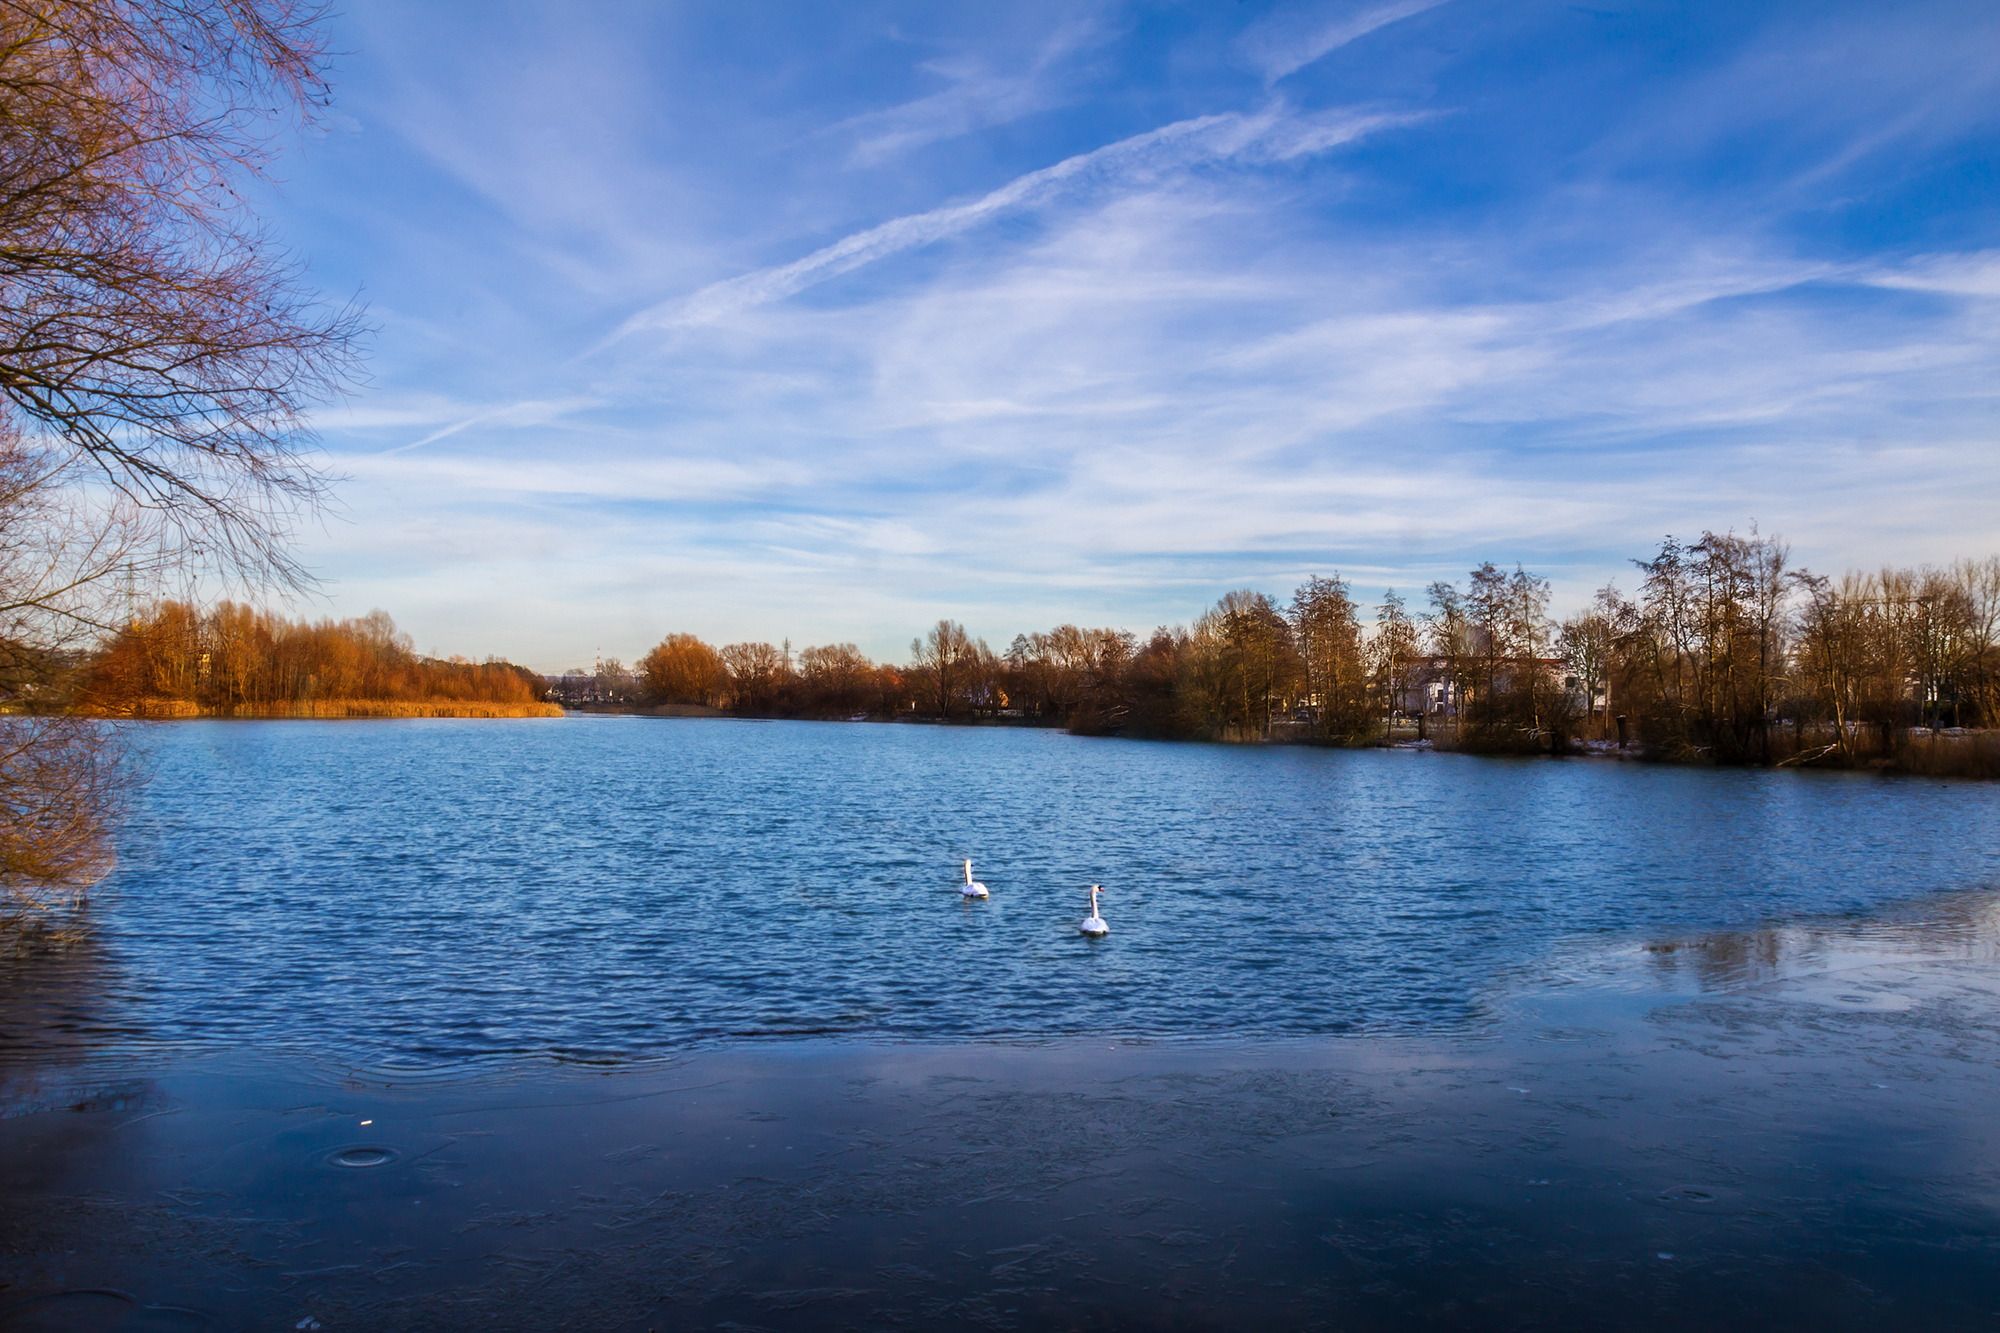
[15,716,2000,1068]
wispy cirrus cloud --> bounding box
[1241,0,1449,84]
[609,104,1419,341]
[378,396,601,455]
[1863,250,2000,297]
[826,18,1109,166]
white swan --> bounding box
[960,859,989,899]
[1078,885,1108,936]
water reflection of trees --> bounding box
[1631,889,2000,991]
[0,930,119,1071]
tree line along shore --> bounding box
[36,530,2000,775]
[553,532,1999,777]
[70,603,559,719]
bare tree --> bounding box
[1422,579,1469,737]
[0,434,139,927]
[1557,584,1619,735]
[1791,571,1864,755]
[1371,588,1419,731]
[1956,556,2000,728]
[1290,575,1368,741]
[1,711,123,935]
[1177,591,1295,740]
[0,0,363,585]
[721,640,789,712]
[1624,531,1792,760]
[1503,564,1556,734]
[910,619,981,718]
[0,430,156,700]
[1004,624,1133,723]
[794,642,872,715]
[0,2,359,931]
[1463,562,1511,726]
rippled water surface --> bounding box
[9,717,2000,1065]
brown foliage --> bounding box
[1592,537,2000,761]
[78,601,548,714]
[796,642,874,714]
[611,536,2000,761]
[639,633,726,706]
[634,634,905,717]
[1607,532,1790,760]
[907,619,997,718]
[720,641,788,711]
[1292,575,1371,740]
[1786,558,2000,749]
[1116,629,1183,736]
[1004,625,1133,724]
[1175,591,1298,740]
[1,713,121,933]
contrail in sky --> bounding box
[603,106,1418,343]
[420,104,1421,454]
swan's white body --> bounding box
[961,859,989,899]
[1079,885,1108,936]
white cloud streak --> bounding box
[826,19,1107,166]
[607,105,1417,342]
[1243,0,1450,84]
[1865,250,2000,297]
[379,396,601,455]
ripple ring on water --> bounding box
[327,1145,400,1169]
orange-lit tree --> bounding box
[639,633,727,706]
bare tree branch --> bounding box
[0,0,364,589]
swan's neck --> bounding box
[964,860,972,883]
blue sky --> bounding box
[272,0,2000,670]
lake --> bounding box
[10,715,1998,1068]
[4,719,2000,1331]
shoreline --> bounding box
[574,708,2000,780]
[51,704,1997,780]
